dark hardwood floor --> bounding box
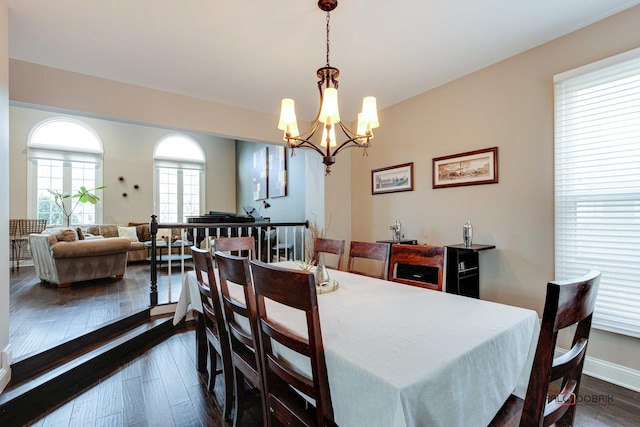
[7,263,640,426]
[9,262,185,359]
[25,328,264,427]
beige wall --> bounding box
[9,60,284,144]
[348,5,640,372]
[9,106,237,223]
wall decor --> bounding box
[268,145,288,198]
[253,147,268,200]
[372,162,414,195]
[432,147,498,189]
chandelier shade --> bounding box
[277,0,379,174]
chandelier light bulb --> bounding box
[321,124,337,148]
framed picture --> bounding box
[253,147,268,200]
[268,145,287,198]
[432,147,498,189]
[371,162,414,195]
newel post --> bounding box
[149,215,158,306]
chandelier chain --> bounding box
[326,12,331,67]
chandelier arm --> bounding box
[294,118,323,143]
[330,136,370,157]
[286,136,327,157]
[337,121,370,142]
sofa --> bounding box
[86,223,184,263]
[29,227,131,287]
[86,223,148,262]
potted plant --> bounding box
[48,186,106,226]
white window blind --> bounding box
[554,48,640,338]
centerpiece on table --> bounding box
[296,215,339,293]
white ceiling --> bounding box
[7,0,640,122]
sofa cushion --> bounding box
[41,227,78,243]
[128,222,151,242]
[51,237,131,259]
[118,226,140,242]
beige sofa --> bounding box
[85,223,185,263]
[86,223,151,262]
[29,228,131,288]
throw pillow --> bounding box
[76,227,85,240]
[118,226,140,242]
[54,228,78,242]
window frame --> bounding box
[153,134,206,223]
[26,118,104,227]
[554,47,640,339]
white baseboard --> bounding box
[557,347,640,392]
[0,344,12,393]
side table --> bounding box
[445,244,495,299]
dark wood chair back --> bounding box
[312,237,345,270]
[213,236,256,260]
[347,241,390,280]
[190,246,234,419]
[249,260,334,427]
[215,251,266,425]
[389,244,444,291]
[489,269,601,427]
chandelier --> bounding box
[278,0,379,175]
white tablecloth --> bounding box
[173,262,539,427]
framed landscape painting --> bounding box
[371,162,414,195]
[432,147,498,189]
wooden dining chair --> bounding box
[213,236,256,260]
[249,260,335,427]
[215,251,266,427]
[191,246,234,420]
[489,269,601,427]
[347,241,390,280]
[389,244,444,291]
[312,237,345,270]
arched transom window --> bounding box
[27,118,104,226]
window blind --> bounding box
[554,48,640,338]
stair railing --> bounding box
[148,215,309,307]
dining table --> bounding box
[174,261,540,427]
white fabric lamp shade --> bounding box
[278,98,300,137]
[319,88,341,124]
[361,96,379,129]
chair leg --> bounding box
[222,355,234,421]
[196,314,208,374]
[207,343,218,394]
[233,369,245,427]
[207,344,234,420]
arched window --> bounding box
[154,134,206,223]
[27,118,104,226]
